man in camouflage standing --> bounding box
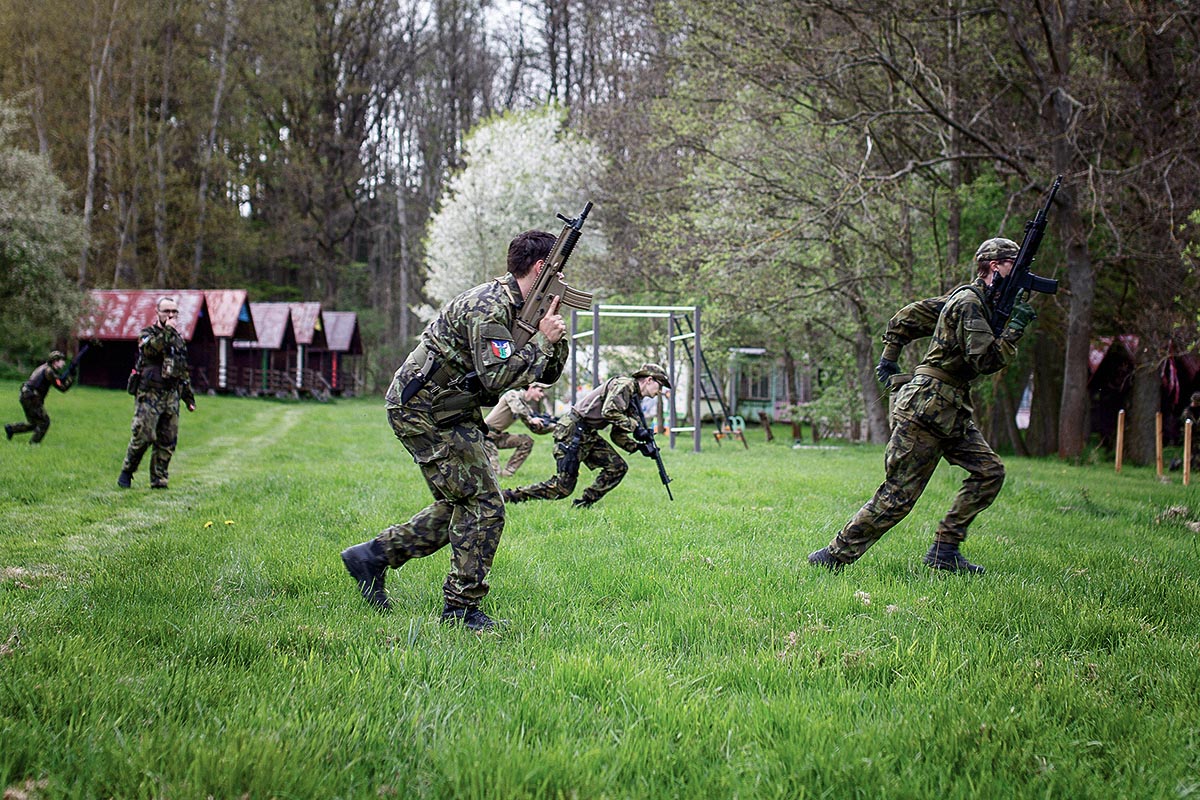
[117,297,196,489]
[5,351,73,444]
[340,230,569,631]
[808,238,1039,574]
[502,363,669,509]
[484,382,554,477]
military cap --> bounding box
[1191,390,1200,404]
[974,237,1020,263]
[529,381,552,390]
[632,362,671,388]
[48,350,66,363]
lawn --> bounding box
[2,381,1199,799]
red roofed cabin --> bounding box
[309,311,363,396]
[231,303,299,396]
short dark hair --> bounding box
[507,230,556,278]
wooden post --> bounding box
[1156,412,1163,478]
[1115,409,1125,473]
[1185,420,1193,487]
[758,411,774,442]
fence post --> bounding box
[1155,412,1163,478]
[1115,409,1125,473]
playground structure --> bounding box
[567,305,743,452]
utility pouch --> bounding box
[429,389,477,428]
[126,370,141,396]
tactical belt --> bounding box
[914,365,967,390]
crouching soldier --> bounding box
[483,382,554,477]
[503,363,669,509]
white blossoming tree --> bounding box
[421,106,607,316]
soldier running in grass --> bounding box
[808,238,1039,575]
[340,230,569,631]
[483,382,554,477]
[502,363,669,509]
[117,296,196,489]
[5,351,74,444]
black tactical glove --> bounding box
[875,356,901,383]
[638,441,656,457]
[1006,300,1037,337]
[633,426,654,442]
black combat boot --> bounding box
[117,470,133,489]
[341,538,391,610]
[4,425,12,440]
[502,488,523,503]
[807,547,846,572]
[923,541,985,575]
[571,497,595,509]
[440,605,502,631]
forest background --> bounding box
[1,0,1199,465]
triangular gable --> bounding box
[205,290,256,340]
[289,302,326,348]
[234,302,295,350]
[322,311,362,354]
[77,290,206,341]
[1088,335,1139,375]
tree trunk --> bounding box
[1126,338,1163,466]
[81,0,120,287]
[192,0,238,285]
[153,6,178,289]
[1056,188,1095,459]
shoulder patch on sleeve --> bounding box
[479,322,515,363]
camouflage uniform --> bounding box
[483,388,551,477]
[1173,392,1200,471]
[121,323,195,487]
[378,272,568,612]
[6,356,73,443]
[825,277,1020,563]
[505,376,644,507]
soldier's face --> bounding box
[641,378,661,398]
[158,304,179,328]
[993,259,1016,279]
[526,386,546,402]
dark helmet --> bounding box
[48,350,66,363]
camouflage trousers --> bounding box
[827,415,1005,563]
[378,409,505,610]
[9,393,51,443]
[122,387,181,486]
[485,429,534,477]
[506,416,628,505]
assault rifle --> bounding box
[510,202,595,349]
[990,175,1061,336]
[634,403,674,501]
[58,344,90,382]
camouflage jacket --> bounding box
[483,388,544,433]
[386,273,569,435]
[136,323,195,404]
[21,362,72,401]
[572,376,641,454]
[892,279,1018,436]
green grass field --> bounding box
[2,381,1199,799]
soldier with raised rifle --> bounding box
[808,238,1040,574]
[341,212,593,630]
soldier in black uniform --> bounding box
[6,351,73,444]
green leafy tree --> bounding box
[0,97,85,363]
